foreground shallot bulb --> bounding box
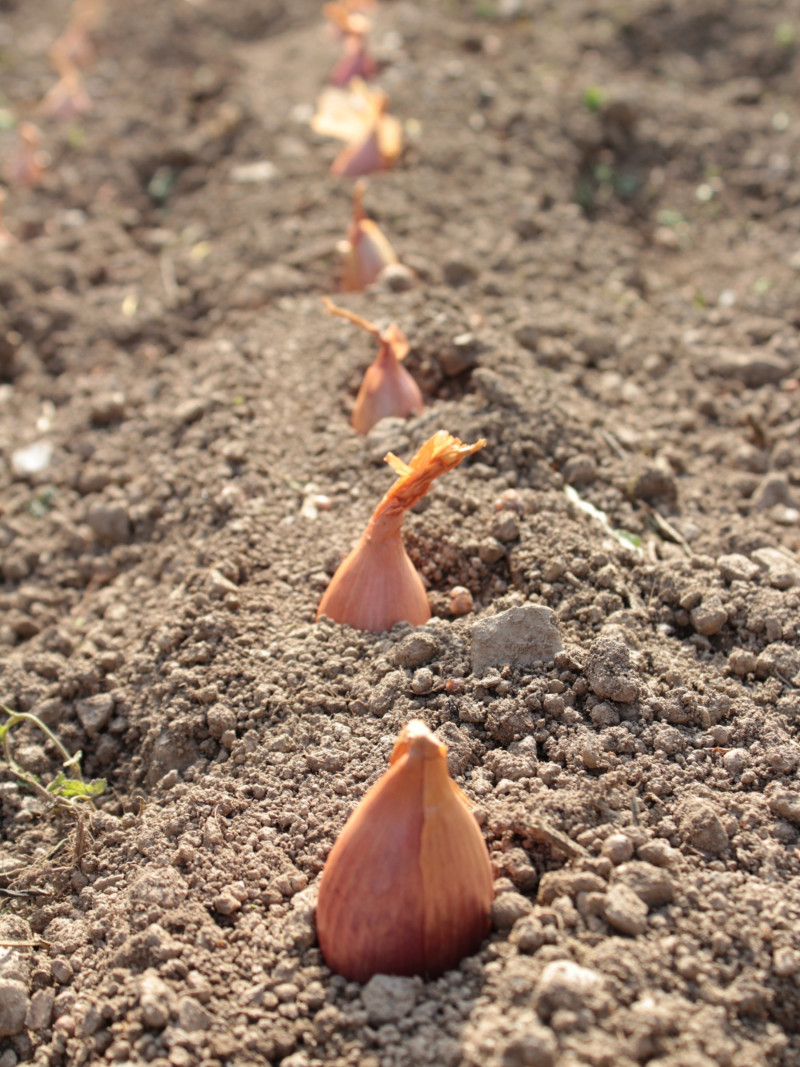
[324,296,420,433]
[317,720,494,981]
[312,79,402,178]
[316,430,485,632]
[340,180,399,292]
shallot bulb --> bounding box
[316,430,485,632]
[316,719,494,982]
[312,80,402,178]
[323,1,377,86]
[340,180,399,292]
[323,296,421,433]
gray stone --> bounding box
[25,988,54,1030]
[603,883,648,936]
[690,596,728,636]
[752,473,797,511]
[537,870,606,905]
[513,323,540,351]
[722,748,748,777]
[728,649,757,676]
[709,349,791,387]
[491,891,533,930]
[440,332,479,376]
[206,704,236,740]
[173,398,208,425]
[679,798,729,855]
[379,263,415,293]
[768,789,800,825]
[87,502,130,544]
[361,974,418,1025]
[75,693,114,734]
[472,605,562,675]
[613,861,675,905]
[442,256,478,286]
[491,514,520,543]
[751,546,800,589]
[501,1015,557,1067]
[716,553,760,583]
[584,634,639,704]
[138,971,172,1029]
[0,980,29,1038]
[390,631,440,669]
[561,454,597,486]
[635,840,679,869]
[601,833,634,865]
[177,995,212,1031]
[534,961,607,1018]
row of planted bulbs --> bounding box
[310,3,495,983]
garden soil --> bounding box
[1,0,800,1064]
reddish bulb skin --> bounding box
[351,345,424,435]
[316,725,493,982]
[316,527,429,633]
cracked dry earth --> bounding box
[1,0,800,1065]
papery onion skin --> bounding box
[323,298,420,434]
[351,344,423,434]
[341,182,400,292]
[316,525,429,633]
[316,431,485,633]
[316,721,494,982]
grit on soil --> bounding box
[1,1,800,1065]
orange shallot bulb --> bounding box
[340,180,399,292]
[316,719,495,982]
[323,296,421,434]
[316,430,485,632]
[323,1,376,86]
[311,80,402,178]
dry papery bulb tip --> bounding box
[316,718,494,982]
[315,431,485,632]
[323,295,381,338]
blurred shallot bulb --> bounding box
[316,430,485,632]
[5,124,49,188]
[41,58,92,120]
[49,0,105,69]
[317,719,494,982]
[323,296,421,433]
[312,79,401,177]
[340,180,399,291]
[323,1,376,86]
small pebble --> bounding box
[491,890,532,929]
[601,833,634,865]
[410,668,434,695]
[361,975,417,1025]
[602,883,648,936]
[449,586,473,616]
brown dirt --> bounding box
[1,1,800,1065]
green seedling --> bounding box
[564,485,643,555]
[582,86,607,114]
[0,706,106,811]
